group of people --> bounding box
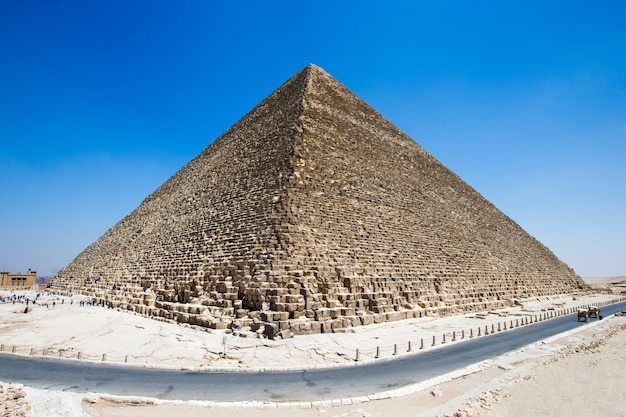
[0,292,51,305]
[78,298,98,307]
[0,292,29,304]
[0,290,100,313]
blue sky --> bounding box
[1,1,624,278]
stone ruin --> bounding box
[50,64,588,338]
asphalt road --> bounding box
[1,301,625,402]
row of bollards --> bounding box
[353,297,626,361]
[0,343,114,362]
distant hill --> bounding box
[583,276,626,294]
[583,276,626,284]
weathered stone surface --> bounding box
[0,383,32,417]
[50,64,588,336]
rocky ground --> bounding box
[1,382,31,417]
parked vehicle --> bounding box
[588,305,600,318]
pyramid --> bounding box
[51,64,588,337]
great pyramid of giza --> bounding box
[51,64,587,337]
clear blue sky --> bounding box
[1,1,624,278]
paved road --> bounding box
[1,301,625,402]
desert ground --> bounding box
[1,282,625,417]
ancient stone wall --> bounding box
[51,64,588,337]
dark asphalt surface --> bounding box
[1,300,625,402]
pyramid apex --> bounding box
[298,63,328,78]
[303,63,322,71]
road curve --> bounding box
[1,301,625,402]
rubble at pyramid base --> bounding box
[52,276,588,339]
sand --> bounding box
[1,289,624,416]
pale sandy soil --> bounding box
[1,289,624,417]
[480,321,626,417]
